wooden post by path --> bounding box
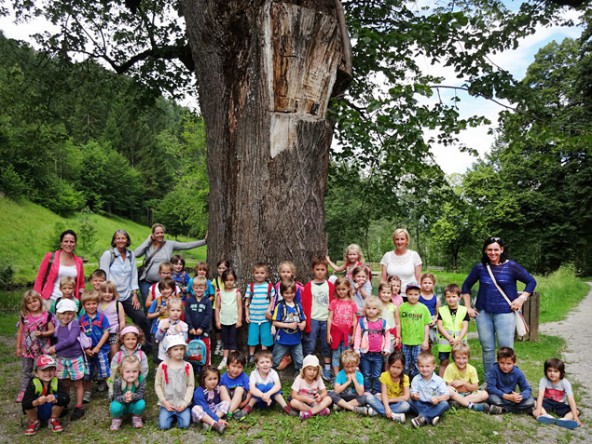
[517,292,539,341]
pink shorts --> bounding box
[56,355,87,381]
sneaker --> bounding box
[234,406,252,420]
[248,355,255,365]
[472,403,487,412]
[537,414,556,425]
[449,400,460,409]
[48,418,63,433]
[319,407,331,417]
[132,415,144,429]
[70,406,85,421]
[214,343,223,356]
[488,405,505,415]
[15,390,25,403]
[202,423,211,431]
[212,422,226,434]
[556,418,579,430]
[333,404,342,412]
[110,418,122,431]
[96,380,107,392]
[431,416,440,426]
[83,390,92,403]
[217,358,227,370]
[277,354,293,371]
[366,407,377,416]
[322,368,332,381]
[391,413,406,423]
[283,405,298,416]
[24,420,40,436]
[411,416,427,428]
[226,411,233,420]
[300,410,313,421]
[353,406,368,415]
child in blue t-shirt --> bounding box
[271,280,306,371]
[220,351,252,418]
[328,350,366,412]
[79,290,110,404]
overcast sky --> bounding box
[0,5,582,175]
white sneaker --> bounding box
[217,358,227,370]
[391,413,405,423]
[366,407,378,416]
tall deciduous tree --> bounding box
[4,0,585,280]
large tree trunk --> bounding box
[183,0,349,283]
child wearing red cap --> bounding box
[21,355,70,436]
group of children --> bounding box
[15,244,582,435]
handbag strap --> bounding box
[142,240,166,271]
[485,264,513,308]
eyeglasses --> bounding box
[488,237,502,243]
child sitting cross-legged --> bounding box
[486,347,534,415]
[22,355,69,436]
[328,350,368,414]
[409,351,450,427]
[220,351,251,419]
[443,343,489,412]
[290,355,333,421]
[234,350,294,419]
[364,351,410,422]
[191,366,230,434]
[534,358,581,429]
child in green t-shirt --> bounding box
[399,282,430,378]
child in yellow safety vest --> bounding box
[436,284,469,377]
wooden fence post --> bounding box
[517,292,539,341]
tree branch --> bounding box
[429,85,518,112]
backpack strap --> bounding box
[162,363,169,384]
[109,248,116,267]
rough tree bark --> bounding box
[183,0,350,283]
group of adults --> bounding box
[380,228,536,378]
[33,224,207,353]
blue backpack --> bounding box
[185,339,207,366]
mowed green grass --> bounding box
[0,197,206,285]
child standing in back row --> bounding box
[244,263,275,363]
[399,282,431,379]
[326,244,370,283]
[354,297,391,394]
[302,257,335,380]
[16,290,55,403]
[47,299,87,421]
[216,269,243,370]
[436,284,469,376]
[327,277,357,378]
[419,273,440,348]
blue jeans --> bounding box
[138,280,155,306]
[402,345,421,379]
[365,394,410,417]
[360,352,383,394]
[488,394,534,413]
[304,320,330,358]
[409,400,450,422]
[272,343,304,369]
[476,310,515,379]
[158,406,191,430]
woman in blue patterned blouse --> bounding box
[461,237,536,378]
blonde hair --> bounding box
[391,228,410,244]
[166,297,184,314]
[81,289,100,305]
[344,244,364,263]
[278,260,297,276]
[59,276,76,289]
[99,280,120,301]
[21,290,45,317]
[115,355,141,379]
[193,276,207,288]
[364,296,383,315]
[340,349,360,367]
[452,343,471,359]
[417,351,436,365]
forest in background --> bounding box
[1,6,591,278]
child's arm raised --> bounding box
[325,256,346,273]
